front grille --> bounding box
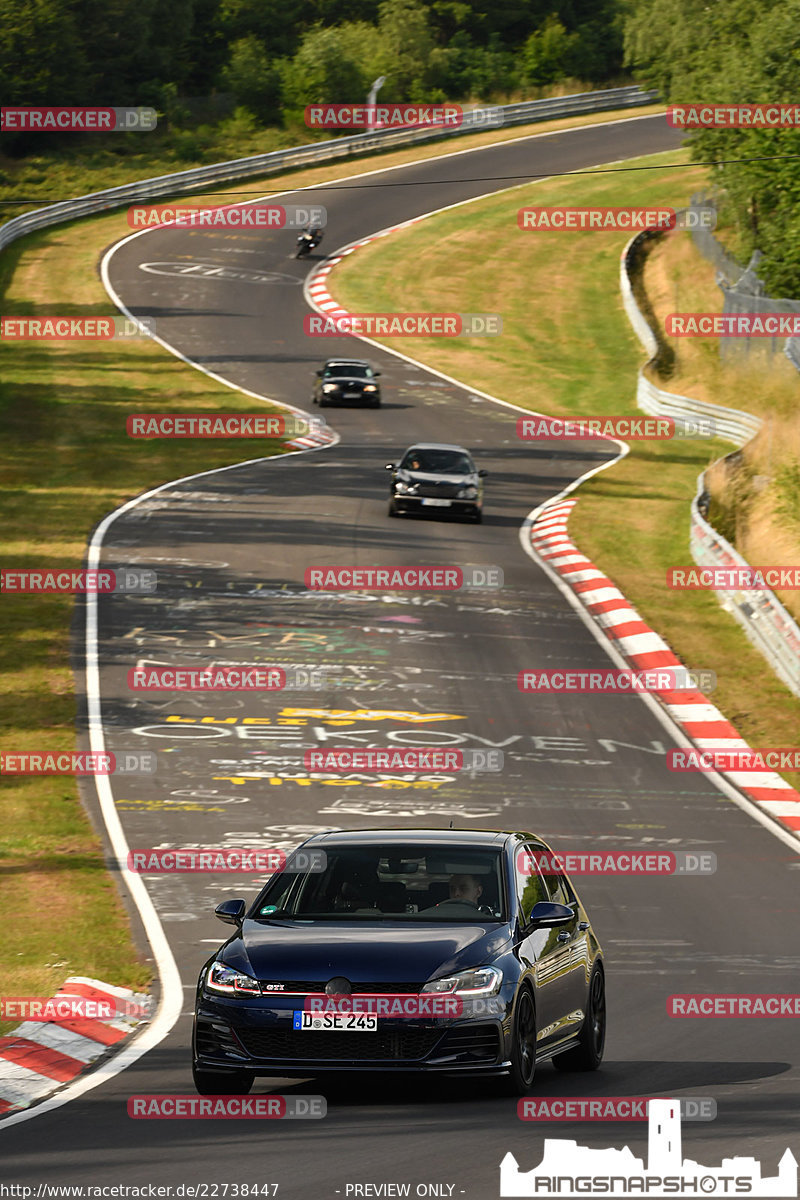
[238,1027,443,1061]
[416,483,461,499]
[434,1024,500,1062]
[259,981,424,995]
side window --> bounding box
[546,871,576,909]
[514,844,549,924]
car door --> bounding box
[512,843,566,1051]
[540,866,592,1041]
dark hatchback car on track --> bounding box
[312,358,382,407]
[387,442,487,522]
[192,829,605,1095]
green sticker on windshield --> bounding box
[260,904,278,915]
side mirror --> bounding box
[373,370,382,377]
[478,469,488,477]
[385,462,395,470]
[314,369,323,376]
[526,901,573,929]
[215,899,246,926]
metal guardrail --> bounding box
[0,87,657,252]
[620,229,800,700]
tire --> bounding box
[552,964,606,1072]
[192,1062,255,1095]
[371,399,382,408]
[500,986,537,1095]
[388,499,399,517]
[472,508,483,523]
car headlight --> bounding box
[421,967,502,997]
[363,384,377,392]
[457,486,478,499]
[322,383,340,393]
[206,961,261,995]
[394,482,417,495]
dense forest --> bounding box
[2,0,800,293]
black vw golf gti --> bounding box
[192,829,605,1095]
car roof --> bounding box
[401,443,472,454]
[323,359,371,367]
[300,828,527,848]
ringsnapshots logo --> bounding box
[126,414,325,439]
[667,103,800,128]
[517,415,716,441]
[666,313,800,337]
[127,203,326,230]
[518,668,716,694]
[303,748,503,773]
[127,1095,326,1119]
[304,313,502,337]
[668,566,800,590]
[517,207,716,232]
[1,107,157,132]
[1,568,156,594]
[0,751,157,776]
[1,316,155,340]
[516,849,717,876]
[517,1097,717,1122]
[304,565,503,591]
[500,1098,797,1198]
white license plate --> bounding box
[344,391,361,398]
[421,498,452,507]
[293,1011,377,1031]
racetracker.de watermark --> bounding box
[126,414,324,439]
[303,995,463,1017]
[1,569,156,593]
[127,848,288,873]
[303,748,503,772]
[128,667,286,692]
[0,995,151,1021]
[666,313,800,337]
[667,566,800,590]
[517,850,717,876]
[304,313,502,337]
[668,994,800,1017]
[518,1097,717,1121]
[127,1095,325,1119]
[668,748,800,772]
[1,316,155,339]
[517,415,716,440]
[518,668,716,693]
[127,203,326,230]
[0,751,157,775]
[304,104,502,129]
[304,566,502,590]
[1,107,157,131]
[517,207,715,231]
[667,103,800,128]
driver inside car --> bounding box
[448,873,483,906]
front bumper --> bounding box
[194,993,512,1076]
[392,495,480,516]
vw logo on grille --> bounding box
[325,976,352,997]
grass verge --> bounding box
[329,147,800,789]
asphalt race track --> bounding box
[4,114,800,1196]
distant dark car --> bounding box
[192,828,605,1096]
[312,359,381,408]
[387,442,487,522]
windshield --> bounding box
[325,364,371,378]
[251,844,506,922]
[400,449,474,474]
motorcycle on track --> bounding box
[295,227,324,258]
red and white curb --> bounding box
[530,499,800,835]
[0,977,150,1117]
[306,218,424,321]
